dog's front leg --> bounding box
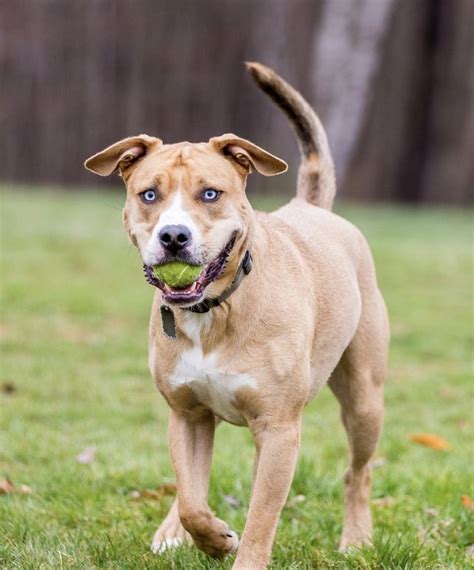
[233,418,302,569]
[168,409,239,557]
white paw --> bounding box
[151,536,183,555]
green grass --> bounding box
[1,187,473,569]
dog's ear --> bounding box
[210,134,288,176]
[84,134,162,177]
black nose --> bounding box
[159,224,192,253]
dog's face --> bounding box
[85,134,287,305]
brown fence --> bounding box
[0,0,472,203]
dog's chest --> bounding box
[168,314,254,426]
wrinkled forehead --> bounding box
[126,141,242,191]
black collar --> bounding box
[159,251,253,339]
[185,250,253,314]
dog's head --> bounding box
[84,134,287,306]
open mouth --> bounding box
[143,234,237,305]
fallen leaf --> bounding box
[409,433,452,451]
[223,494,241,509]
[286,494,306,508]
[157,482,177,496]
[140,490,162,500]
[131,489,161,501]
[0,479,33,496]
[373,496,394,508]
[1,381,16,394]
[0,479,15,494]
[461,495,474,512]
[130,482,177,502]
[76,447,96,464]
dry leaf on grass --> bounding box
[409,433,452,451]
[157,482,177,495]
[130,482,177,501]
[1,381,16,394]
[133,489,162,501]
[0,479,33,496]
[461,495,474,512]
[466,545,474,557]
[76,447,96,464]
[0,479,15,494]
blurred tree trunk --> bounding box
[0,0,472,204]
[420,0,474,203]
[342,0,474,203]
[311,0,395,176]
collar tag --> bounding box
[160,305,177,339]
[242,250,253,274]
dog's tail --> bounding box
[246,62,336,210]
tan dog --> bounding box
[85,62,389,569]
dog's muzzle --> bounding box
[143,233,237,305]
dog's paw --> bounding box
[151,537,182,555]
[151,519,193,555]
[190,517,239,558]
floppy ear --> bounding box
[84,134,162,177]
[210,133,287,176]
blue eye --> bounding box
[140,189,157,203]
[200,188,221,202]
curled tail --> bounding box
[246,61,336,210]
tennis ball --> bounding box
[153,261,202,288]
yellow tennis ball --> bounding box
[153,261,202,288]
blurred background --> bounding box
[1,0,472,202]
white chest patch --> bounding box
[169,313,255,425]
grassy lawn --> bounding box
[1,187,473,569]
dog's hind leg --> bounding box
[329,290,388,551]
[151,498,192,554]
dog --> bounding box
[84,62,389,569]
